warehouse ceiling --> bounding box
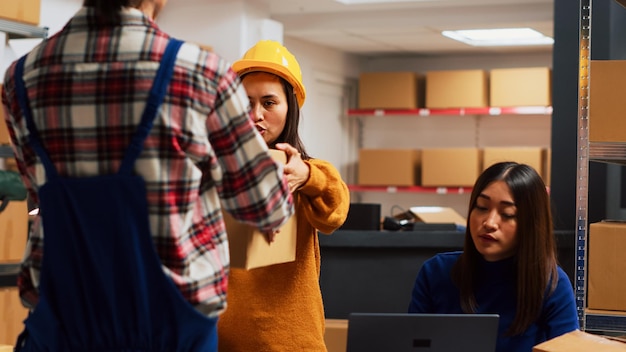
[265,0,554,56]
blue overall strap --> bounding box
[119,38,184,175]
[14,55,58,180]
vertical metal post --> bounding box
[575,0,591,330]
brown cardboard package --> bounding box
[532,330,626,352]
[0,0,41,25]
[358,149,421,186]
[421,148,481,187]
[224,149,297,270]
[0,87,10,145]
[482,147,546,178]
[0,287,28,346]
[589,60,626,142]
[426,69,489,108]
[410,206,466,227]
[324,319,348,352]
[490,67,552,107]
[0,200,28,262]
[358,72,425,109]
[588,221,626,311]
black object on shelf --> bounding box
[339,203,381,231]
[0,263,20,287]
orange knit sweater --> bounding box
[217,158,350,351]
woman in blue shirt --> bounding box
[408,162,579,352]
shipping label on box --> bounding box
[589,60,626,143]
[588,221,626,312]
[426,69,489,108]
[358,72,424,109]
[490,67,552,107]
[358,149,421,186]
[421,148,480,187]
[224,149,297,270]
[0,200,28,262]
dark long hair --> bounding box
[451,161,558,336]
[83,0,142,23]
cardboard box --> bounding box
[410,206,466,227]
[358,72,425,109]
[0,0,41,25]
[482,147,545,177]
[589,61,626,143]
[544,148,552,187]
[224,149,297,270]
[0,88,10,145]
[588,221,626,311]
[426,69,489,108]
[490,67,552,107]
[324,319,348,352]
[0,287,28,346]
[358,149,420,186]
[0,200,28,262]
[421,148,481,187]
[533,330,626,352]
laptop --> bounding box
[346,313,499,352]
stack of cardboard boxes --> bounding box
[584,60,626,333]
[356,67,552,189]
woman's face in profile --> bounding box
[469,180,519,262]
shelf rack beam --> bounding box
[0,19,48,39]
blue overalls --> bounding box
[13,39,219,351]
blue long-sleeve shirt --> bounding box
[408,251,579,352]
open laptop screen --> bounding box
[346,312,499,352]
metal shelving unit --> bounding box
[0,144,21,288]
[0,18,47,291]
[576,0,626,333]
[0,18,48,40]
[575,0,592,331]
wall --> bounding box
[0,0,555,220]
[283,38,361,178]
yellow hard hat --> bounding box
[232,40,306,108]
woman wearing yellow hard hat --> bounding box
[217,40,350,351]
